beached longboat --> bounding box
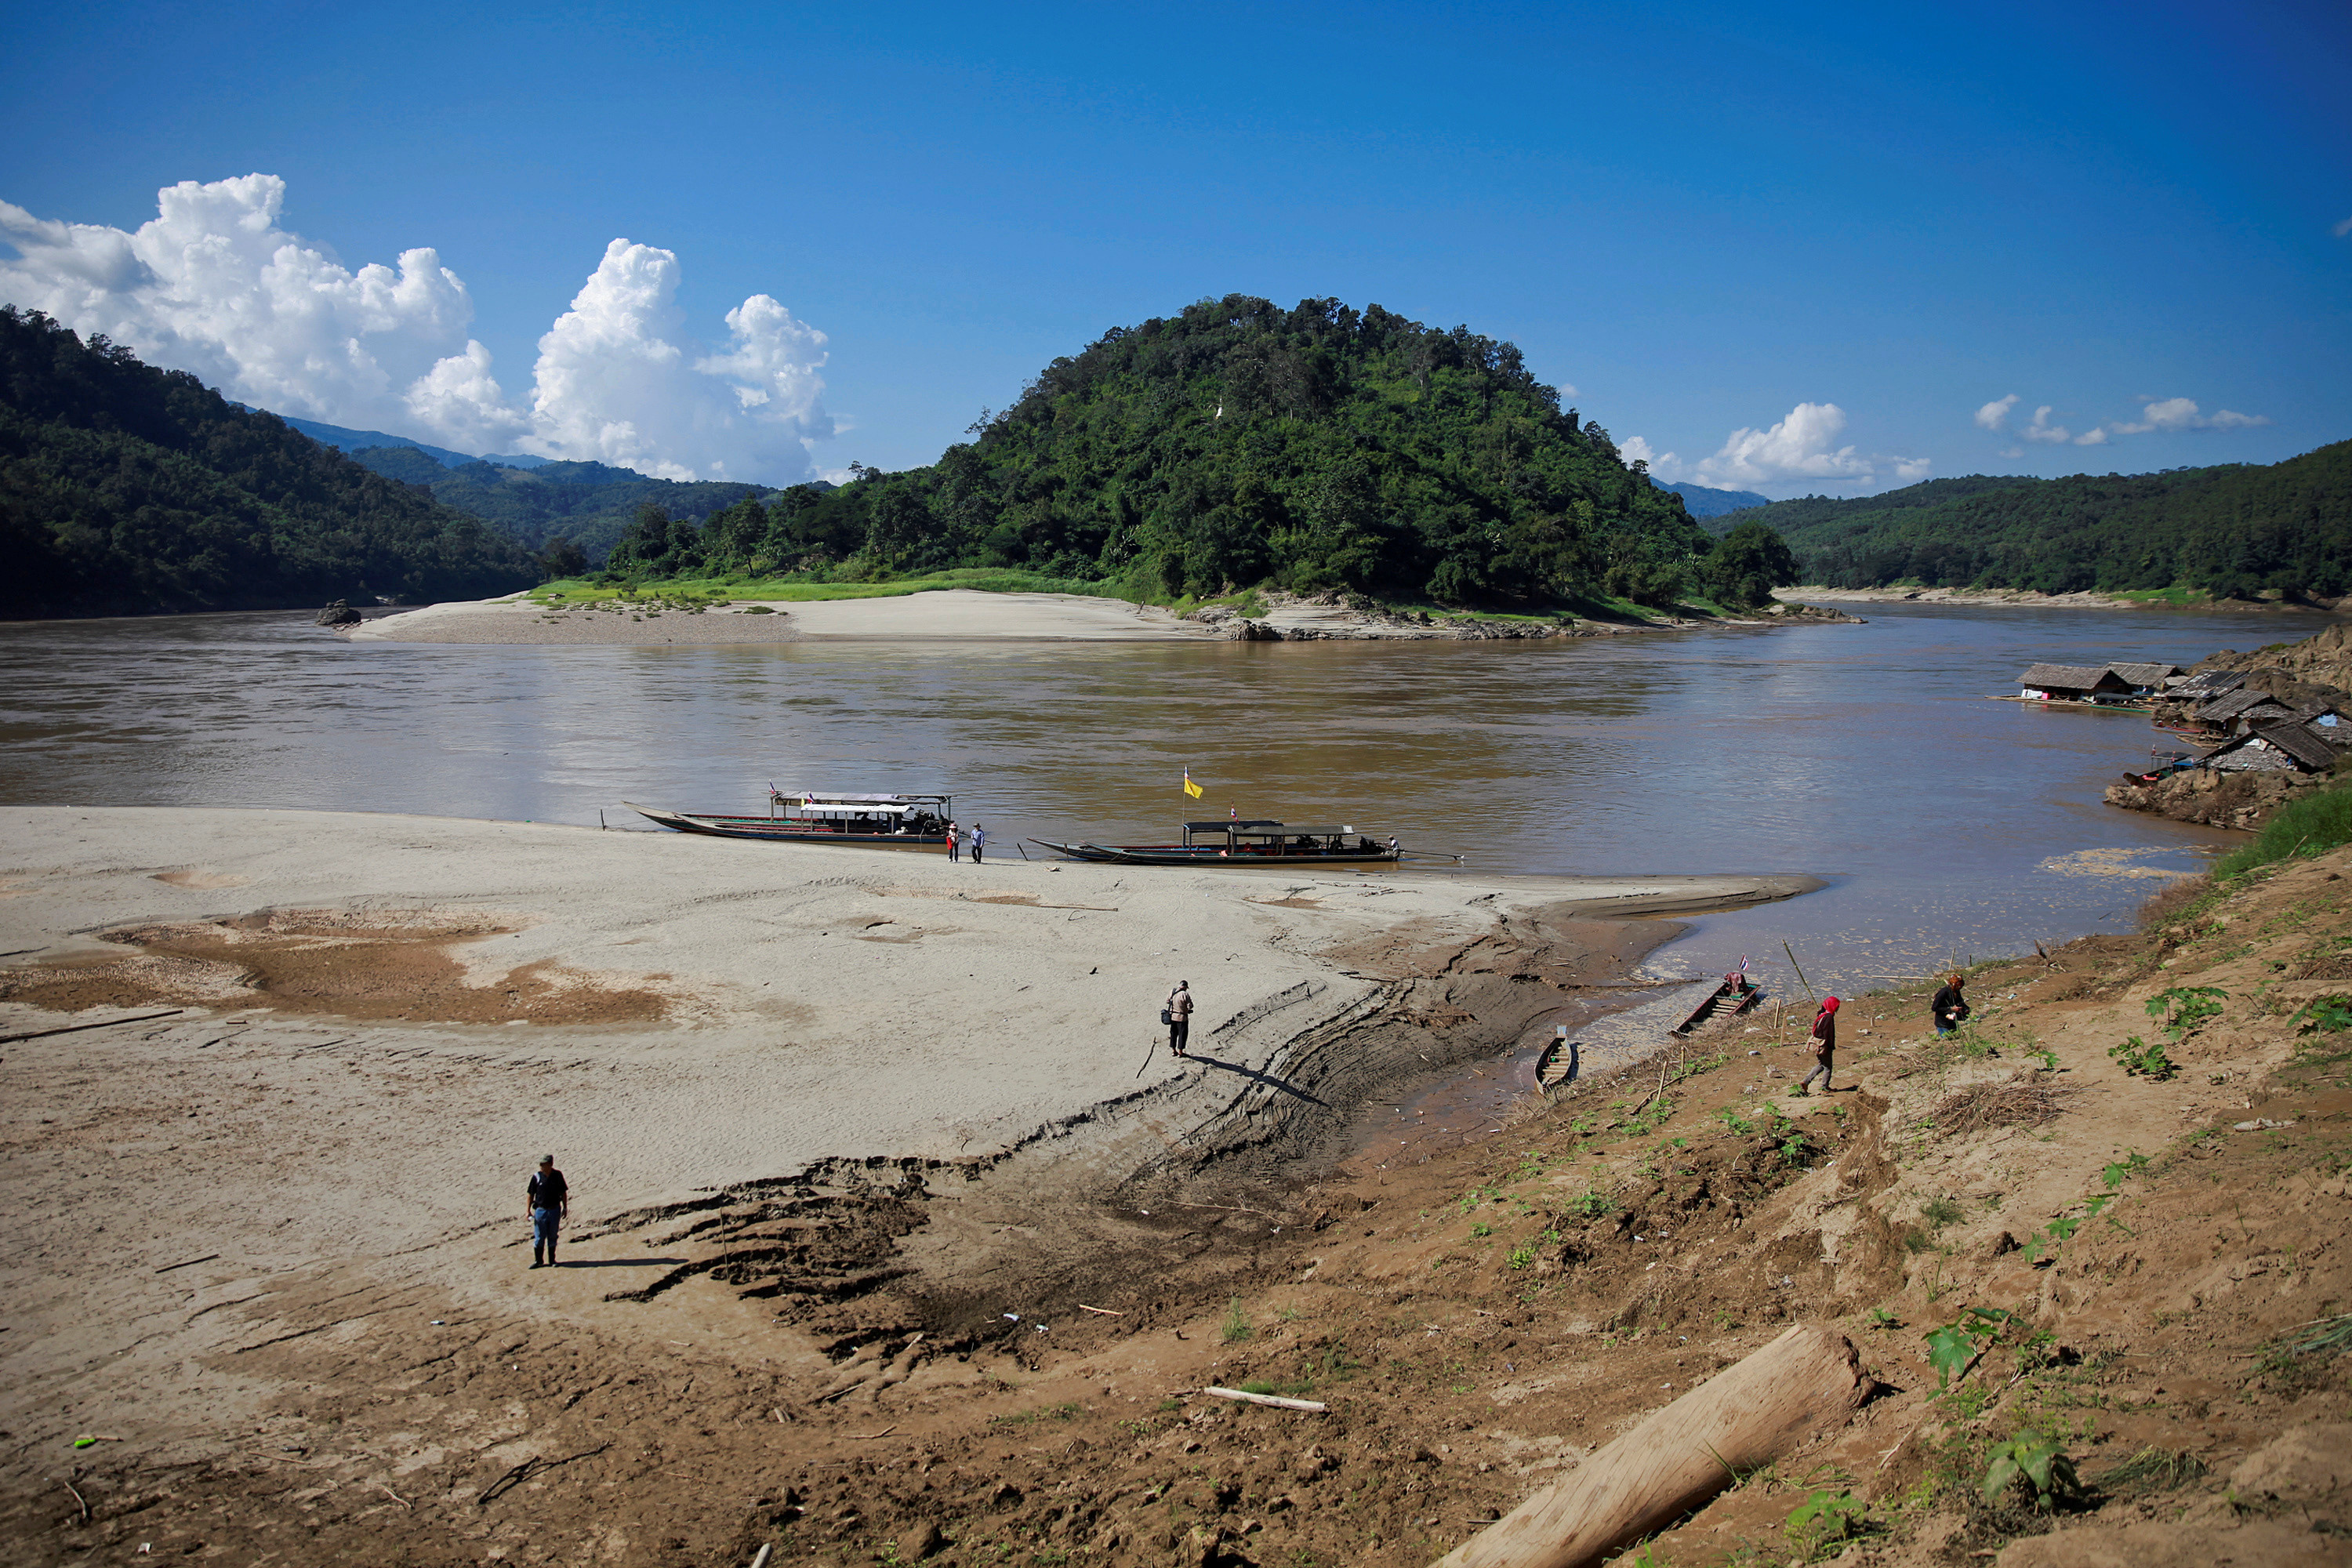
[1529,1033,1579,1095]
[1029,818,1401,866]
[1670,971,1765,1036]
[627,790,953,849]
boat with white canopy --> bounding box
[627,789,953,849]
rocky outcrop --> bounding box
[1757,600,1866,624]
[2104,765,2330,831]
[313,600,363,626]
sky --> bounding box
[2,0,2346,495]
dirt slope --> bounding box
[6,855,2350,1567]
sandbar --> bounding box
[0,805,1814,1471]
[347,589,1221,645]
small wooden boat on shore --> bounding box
[629,790,953,849]
[1029,818,1400,866]
[1670,971,1765,1036]
[1529,1031,1579,1095]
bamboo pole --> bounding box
[1432,1325,1871,1568]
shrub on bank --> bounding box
[2212,774,2352,878]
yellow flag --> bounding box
[1183,771,1203,799]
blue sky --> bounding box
[2,0,2345,494]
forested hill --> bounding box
[0,308,538,616]
[612,295,1715,605]
[1717,441,2352,597]
[343,445,775,561]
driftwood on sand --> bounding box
[1434,1324,1875,1568]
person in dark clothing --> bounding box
[527,1155,568,1268]
[1795,996,1839,1094]
[1166,979,1192,1058]
[1931,973,1970,1036]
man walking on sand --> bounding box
[1166,979,1193,1058]
[1795,996,1838,1095]
[527,1155,568,1268]
[971,823,986,864]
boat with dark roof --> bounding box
[1029,818,1401,866]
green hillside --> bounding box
[0,307,538,616]
[343,447,775,561]
[604,294,1730,607]
[1720,442,2352,597]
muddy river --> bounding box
[0,600,2310,1009]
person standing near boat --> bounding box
[526,1154,568,1268]
[1795,996,1838,1094]
[946,822,961,862]
[1931,973,1970,1036]
[971,823,986,864]
[1165,979,1192,1058]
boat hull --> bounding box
[629,803,947,849]
[1029,840,1400,866]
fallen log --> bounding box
[1434,1324,1872,1568]
[1201,1386,1327,1413]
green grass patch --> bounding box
[530,566,1128,608]
[2214,776,2352,878]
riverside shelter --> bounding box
[2204,721,2339,774]
[2018,663,2136,703]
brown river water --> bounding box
[0,601,2310,1039]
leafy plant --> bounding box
[2107,1034,2178,1080]
[1507,1243,1535,1269]
[2292,995,2352,1034]
[2100,1151,2150,1190]
[2145,985,2227,1038]
[1925,1307,2011,1391]
[1567,1189,1616,1219]
[1981,1432,2082,1512]
[1783,1488,1871,1559]
[1719,1108,1755,1136]
[1867,1307,1903,1330]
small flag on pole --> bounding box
[1183,769,1203,800]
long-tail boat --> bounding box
[628,790,953,849]
[1669,970,1766,1036]
[1029,818,1400,866]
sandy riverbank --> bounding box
[1786,583,2347,612]
[0,805,1815,1498]
[346,590,1220,644]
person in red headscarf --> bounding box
[1796,995,1839,1094]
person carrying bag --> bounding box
[1164,980,1192,1058]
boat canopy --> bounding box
[1185,819,1285,832]
[771,789,951,819]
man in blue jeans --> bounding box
[527,1155,568,1269]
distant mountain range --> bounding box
[1660,481,1769,517]
[262,412,552,470]
[1709,441,2352,598]
[339,445,779,560]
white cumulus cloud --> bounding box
[2106,396,2268,436]
[1621,434,1671,471]
[1629,402,1927,491]
[0,175,833,483]
[1974,393,2020,431]
[2020,405,2074,444]
[1993,393,2270,449]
